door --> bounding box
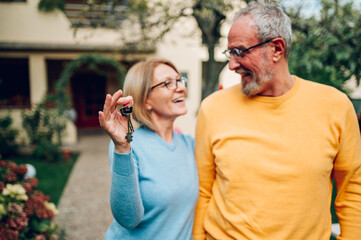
[72,73,106,128]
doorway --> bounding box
[71,73,106,128]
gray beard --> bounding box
[241,54,274,97]
[242,74,262,96]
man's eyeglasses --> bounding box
[150,76,187,91]
[223,39,274,61]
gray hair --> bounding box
[233,1,292,59]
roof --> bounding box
[0,42,155,54]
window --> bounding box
[0,58,30,108]
[64,0,128,28]
[46,59,69,94]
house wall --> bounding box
[0,0,223,143]
[0,0,123,145]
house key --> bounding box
[120,106,134,143]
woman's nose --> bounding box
[176,81,187,92]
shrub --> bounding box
[0,160,58,240]
[0,115,19,158]
[32,142,63,164]
[22,94,67,162]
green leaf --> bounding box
[29,218,51,233]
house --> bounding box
[0,0,238,144]
[1,0,359,146]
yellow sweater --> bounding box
[193,76,361,240]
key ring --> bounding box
[120,106,134,143]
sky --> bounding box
[281,0,361,18]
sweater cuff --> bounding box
[113,151,135,176]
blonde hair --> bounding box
[123,59,179,131]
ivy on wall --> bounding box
[55,54,126,113]
[38,0,64,12]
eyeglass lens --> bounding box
[167,77,186,90]
[224,39,274,60]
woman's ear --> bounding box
[145,101,152,112]
[271,38,286,62]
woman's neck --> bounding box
[150,115,175,144]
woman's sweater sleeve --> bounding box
[108,142,144,229]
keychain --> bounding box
[120,106,134,143]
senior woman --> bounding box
[98,59,199,240]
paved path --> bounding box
[55,131,113,240]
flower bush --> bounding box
[0,160,58,240]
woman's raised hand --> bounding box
[98,90,133,153]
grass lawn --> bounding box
[10,153,78,206]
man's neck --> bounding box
[259,73,294,97]
[257,60,294,97]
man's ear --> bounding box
[271,38,286,62]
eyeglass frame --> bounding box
[223,38,274,61]
[150,76,187,91]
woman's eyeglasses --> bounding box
[150,76,187,91]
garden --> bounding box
[0,95,77,240]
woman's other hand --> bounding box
[98,89,133,153]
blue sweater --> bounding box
[104,126,199,240]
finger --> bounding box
[99,110,115,130]
[110,90,123,112]
[98,111,106,128]
[100,111,125,143]
[102,94,112,121]
[117,96,133,107]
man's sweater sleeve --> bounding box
[109,142,144,229]
[193,105,216,240]
[334,99,361,240]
